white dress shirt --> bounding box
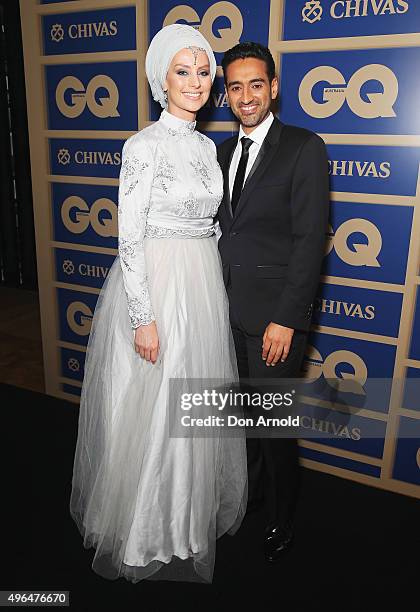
[228,111,274,200]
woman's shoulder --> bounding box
[195,130,217,151]
[195,130,215,146]
[122,122,162,156]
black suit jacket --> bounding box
[216,117,330,335]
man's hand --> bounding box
[262,323,294,366]
[134,321,159,364]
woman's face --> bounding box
[164,47,212,121]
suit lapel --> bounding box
[232,118,283,224]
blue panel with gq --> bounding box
[148,0,271,121]
[52,183,118,249]
[43,7,136,55]
[302,331,396,412]
[45,62,138,131]
[57,288,98,347]
[323,201,413,285]
[280,48,420,135]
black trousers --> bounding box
[228,288,308,528]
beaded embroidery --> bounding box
[154,155,176,192]
[121,157,149,197]
[145,224,214,239]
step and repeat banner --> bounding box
[20,0,420,498]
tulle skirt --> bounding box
[69,236,248,583]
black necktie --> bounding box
[231,137,253,215]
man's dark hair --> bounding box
[221,42,276,83]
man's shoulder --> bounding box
[280,122,325,150]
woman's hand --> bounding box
[134,321,159,364]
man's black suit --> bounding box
[217,117,329,528]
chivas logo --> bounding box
[300,415,361,440]
[51,24,64,42]
[299,64,398,119]
[330,0,409,19]
[74,150,121,165]
[302,0,409,22]
[163,2,243,53]
[314,298,375,319]
[55,75,120,119]
[50,20,118,42]
[67,357,80,372]
[328,159,391,178]
[58,148,71,165]
[302,1,323,23]
[61,195,117,238]
[61,257,109,279]
[63,259,75,275]
[326,219,382,267]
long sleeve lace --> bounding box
[118,136,155,329]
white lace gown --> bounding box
[69,109,247,583]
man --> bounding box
[217,42,329,562]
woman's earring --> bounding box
[164,90,168,104]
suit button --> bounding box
[230,232,238,237]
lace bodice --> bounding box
[118,109,223,329]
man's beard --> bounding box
[237,106,269,128]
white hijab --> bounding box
[145,24,217,109]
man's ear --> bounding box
[271,77,279,100]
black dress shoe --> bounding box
[264,520,294,562]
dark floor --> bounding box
[4,382,420,611]
[0,286,44,393]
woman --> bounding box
[69,24,247,584]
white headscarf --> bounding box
[145,24,217,109]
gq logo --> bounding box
[61,195,117,237]
[67,301,93,336]
[302,345,367,395]
[299,64,398,118]
[326,219,382,267]
[56,75,120,118]
[163,1,243,52]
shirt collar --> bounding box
[238,111,274,146]
[160,109,196,134]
